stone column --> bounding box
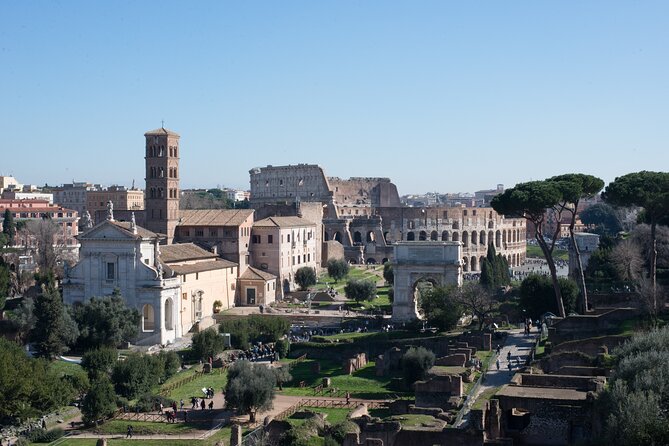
[230,424,242,446]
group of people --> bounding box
[227,343,278,363]
[189,395,214,410]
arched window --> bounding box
[495,230,501,248]
[353,231,362,244]
[367,231,375,242]
[419,231,427,241]
[471,231,477,245]
[462,231,469,247]
[480,230,486,245]
[407,232,415,241]
[452,232,460,242]
[430,231,438,241]
[142,304,155,332]
[462,258,469,272]
[442,231,449,241]
[471,257,477,271]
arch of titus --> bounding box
[392,241,462,322]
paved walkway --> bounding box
[456,329,539,427]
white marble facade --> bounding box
[63,219,181,345]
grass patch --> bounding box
[384,414,444,428]
[50,360,86,378]
[91,420,199,435]
[472,387,499,410]
[314,266,384,294]
[45,440,202,446]
[160,368,228,402]
[281,359,405,399]
[287,407,352,427]
[526,245,568,261]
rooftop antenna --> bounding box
[161,119,165,129]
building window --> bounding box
[182,292,187,300]
[268,235,273,244]
[106,262,115,280]
[209,229,217,237]
[252,235,261,244]
[195,229,204,237]
[183,229,190,236]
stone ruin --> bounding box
[344,352,368,374]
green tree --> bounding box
[579,202,623,236]
[549,174,605,313]
[492,181,568,316]
[519,274,578,320]
[0,338,73,423]
[111,353,165,399]
[401,347,435,385]
[294,267,317,291]
[344,279,376,303]
[326,258,349,283]
[595,327,669,445]
[81,347,118,380]
[275,338,290,359]
[81,376,117,425]
[71,292,141,349]
[418,285,463,331]
[603,171,669,319]
[272,365,292,390]
[2,209,16,246]
[480,243,510,291]
[31,284,78,359]
[6,297,35,344]
[192,327,226,360]
[219,315,290,350]
[225,361,275,422]
[0,259,10,307]
[383,262,394,285]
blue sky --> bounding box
[1,1,667,194]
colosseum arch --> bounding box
[367,231,375,242]
[470,257,477,271]
[419,230,427,241]
[333,231,343,243]
[462,231,469,247]
[471,231,477,246]
[496,230,501,248]
[452,232,460,242]
[442,231,450,241]
[391,242,462,322]
[407,232,415,241]
[353,231,362,244]
[430,231,438,241]
[480,230,486,245]
[488,231,494,247]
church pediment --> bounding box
[79,221,139,241]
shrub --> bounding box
[28,427,64,443]
[111,353,166,399]
[135,393,176,413]
[327,420,359,443]
[191,327,227,360]
[402,347,435,385]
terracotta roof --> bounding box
[179,209,254,227]
[109,221,159,239]
[253,216,315,228]
[144,127,180,137]
[240,266,276,281]
[168,259,236,275]
[160,243,218,263]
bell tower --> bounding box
[144,127,180,244]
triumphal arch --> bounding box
[392,241,462,322]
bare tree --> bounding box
[635,278,666,324]
[452,282,496,331]
[611,239,644,282]
[23,219,74,275]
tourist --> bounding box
[507,351,511,362]
[126,425,133,439]
[209,400,214,410]
[180,399,184,411]
[496,358,500,370]
[201,399,206,410]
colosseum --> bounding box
[249,164,526,271]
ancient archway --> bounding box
[430,231,438,241]
[353,231,362,244]
[392,242,462,322]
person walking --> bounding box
[496,358,500,370]
[126,425,133,439]
[201,399,206,410]
[180,399,184,411]
[208,400,214,410]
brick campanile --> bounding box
[144,127,180,244]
